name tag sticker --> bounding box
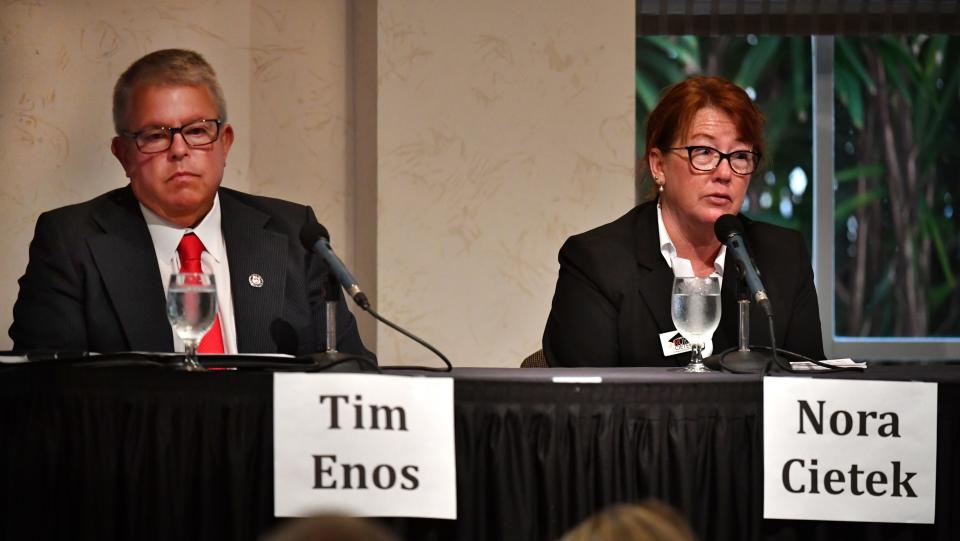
[659,330,691,356]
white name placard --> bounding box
[274,373,456,519]
[764,377,937,524]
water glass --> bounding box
[670,276,721,372]
[166,272,217,371]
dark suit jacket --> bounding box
[9,186,371,358]
[543,200,824,367]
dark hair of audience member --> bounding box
[261,514,399,541]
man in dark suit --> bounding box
[542,200,824,367]
[9,49,370,357]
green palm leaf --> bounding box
[835,163,885,183]
[636,72,661,113]
[921,202,957,289]
[874,37,921,83]
[835,187,886,222]
[916,59,960,154]
[642,36,700,72]
[835,67,865,129]
[836,38,876,93]
[733,37,782,89]
[790,37,808,117]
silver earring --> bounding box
[655,176,664,193]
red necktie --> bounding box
[177,233,225,353]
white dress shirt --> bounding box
[140,194,239,354]
[657,202,726,356]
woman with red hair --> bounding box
[543,76,824,367]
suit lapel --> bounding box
[88,187,172,352]
[219,190,288,353]
[633,202,676,333]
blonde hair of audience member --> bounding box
[261,515,399,541]
[558,500,697,541]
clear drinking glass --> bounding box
[670,276,721,373]
[166,272,217,371]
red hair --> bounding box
[643,76,765,170]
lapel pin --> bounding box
[248,274,264,288]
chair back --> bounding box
[520,349,547,368]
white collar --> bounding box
[656,200,726,278]
[140,193,225,265]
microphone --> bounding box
[299,222,454,372]
[714,214,773,317]
[299,222,370,310]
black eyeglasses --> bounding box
[122,119,223,153]
[666,145,761,175]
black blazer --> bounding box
[9,186,370,357]
[543,200,824,367]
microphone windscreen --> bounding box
[299,221,331,251]
[714,214,745,243]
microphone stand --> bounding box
[706,274,780,373]
[326,279,338,355]
[304,271,377,372]
[300,223,453,372]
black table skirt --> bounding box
[1,363,958,541]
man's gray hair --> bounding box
[112,48,227,134]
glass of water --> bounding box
[166,272,217,371]
[670,276,721,373]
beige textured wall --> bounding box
[374,0,635,366]
[248,0,354,261]
[0,1,635,366]
[245,0,362,341]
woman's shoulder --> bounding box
[740,214,807,247]
[740,215,812,280]
[557,202,656,283]
[564,201,655,250]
